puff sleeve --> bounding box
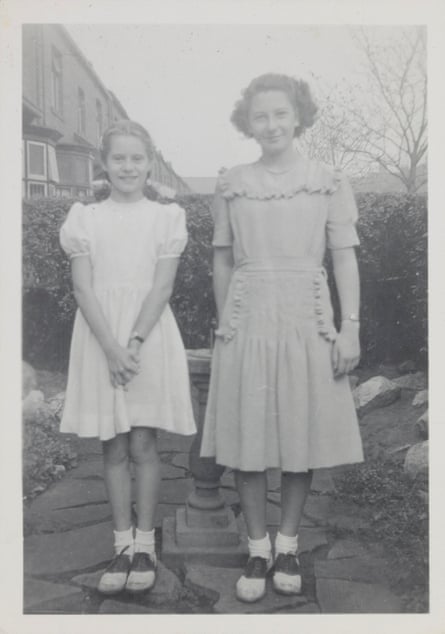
[326,172,360,249]
[211,174,234,247]
[59,202,92,259]
[158,203,188,259]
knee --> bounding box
[130,428,158,465]
[103,435,129,467]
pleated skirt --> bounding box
[200,261,363,471]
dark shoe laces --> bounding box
[130,552,156,572]
[105,545,132,573]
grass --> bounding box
[333,455,428,612]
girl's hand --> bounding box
[106,343,140,388]
[127,339,142,365]
[331,323,360,378]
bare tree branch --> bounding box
[347,26,427,193]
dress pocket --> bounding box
[214,275,248,343]
[313,270,337,343]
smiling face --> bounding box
[103,134,152,202]
[247,90,299,157]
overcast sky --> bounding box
[66,24,398,178]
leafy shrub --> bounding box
[22,191,427,369]
[170,194,215,349]
[23,409,78,498]
[355,193,427,366]
[334,457,428,612]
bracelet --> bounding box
[129,330,145,344]
[341,313,360,323]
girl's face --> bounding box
[247,90,299,157]
[103,134,152,202]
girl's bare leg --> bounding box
[279,470,313,536]
[129,427,161,531]
[102,433,132,531]
[234,470,272,602]
[234,470,268,539]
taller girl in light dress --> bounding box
[200,74,364,602]
[59,120,195,595]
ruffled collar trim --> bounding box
[217,159,341,200]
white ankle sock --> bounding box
[275,531,298,555]
[134,528,156,557]
[113,527,134,558]
[248,533,272,560]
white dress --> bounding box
[59,197,196,441]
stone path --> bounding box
[23,432,402,614]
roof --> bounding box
[55,25,129,118]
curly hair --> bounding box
[230,73,318,138]
[99,119,155,163]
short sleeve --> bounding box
[326,172,360,249]
[211,175,233,247]
[158,204,188,259]
[59,202,92,259]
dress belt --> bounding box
[234,257,324,273]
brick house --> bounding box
[22,24,190,199]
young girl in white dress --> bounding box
[200,74,363,602]
[59,120,195,595]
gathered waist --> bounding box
[93,283,152,292]
[234,257,324,275]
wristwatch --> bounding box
[341,313,360,323]
[129,330,145,344]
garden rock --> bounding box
[52,464,66,478]
[138,562,182,606]
[375,363,400,380]
[404,441,428,479]
[23,361,37,397]
[353,376,401,417]
[412,390,428,408]
[415,410,428,440]
[397,360,416,374]
[23,390,45,421]
[393,372,427,391]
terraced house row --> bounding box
[22,24,190,199]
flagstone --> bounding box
[314,556,384,583]
[24,577,83,611]
[186,564,307,614]
[316,579,402,613]
[24,521,114,576]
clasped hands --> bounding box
[106,339,142,389]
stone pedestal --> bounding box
[162,349,247,566]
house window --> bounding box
[96,100,103,142]
[47,145,59,183]
[27,141,47,180]
[77,88,86,137]
[51,47,63,114]
[28,182,47,198]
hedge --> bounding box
[22,190,427,370]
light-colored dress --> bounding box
[200,158,364,472]
[59,197,196,441]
